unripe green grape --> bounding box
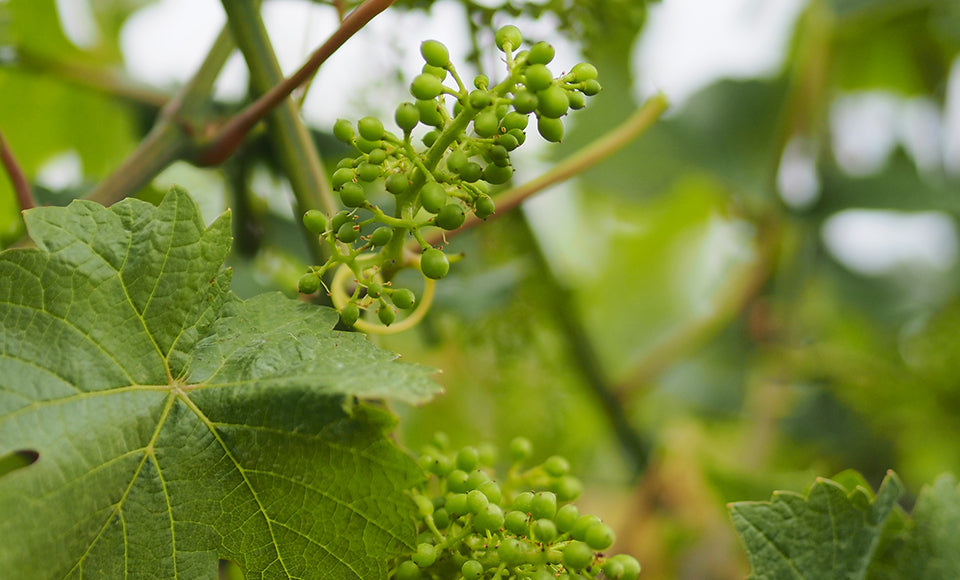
[446,492,469,515]
[530,570,554,580]
[542,456,570,476]
[411,542,436,568]
[417,99,444,127]
[528,41,555,65]
[298,273,320,294]
[495,25,522,52]
[571,515,602,541]
[448,470,470,493]
[302,209,327,234]
[477,480,501,504]
[395,560,421,580]
[433,507,451,529]
[422,130,440,147]
[411,73,444,100]
[553,475,583,502]
[461,560,483,580]
[356,137,381,154]
[394,101,420,132]
[331,210,352,232]
[466,469,490,490]
[555,504,579,532]
[512,90,538,114]
[507,127,526,145]
[414,495,434,517]
[473,108,500,137]
[425,454,453,476]
[567,90,586,110]
[340,303,360,327]
[422,63,447,80]
[537,116,564,142]
[584,522,615,551]
[392,288,416,309]
[331,167,355,189]
[333,118,355,143]
[420,39,449,67]
[608,555,641,580]
[467,489,489,513]
[386,173,410,195]
[509,437,533,462]
[456,447,480,471]
[482,163,513,185]
[502,111,529,131]
[524,64,553,92]
[337,222,359,243]
[582,79,602,96]
[603,559,624,579]
[459,162,482,183]
[530,491,557,520]
[570,62,599,82]
[366,281,383,298]
[436,204,466,230]
[562,541,594,571]
[505,510,529,535]
[474,74,489,90]
[469,89,492,109]
[474,195,495,219]
[488,144,509,163]
[420,249,450,279]
[339,182,366,207]
[511,491,534,513]
[498,538,526,565]
[420,182,447,213]
[358,116,384,140]
[370,226,393,247]
[531,518,558,543]
[368,148,387,164]
[446,150,469,172]
[537,85,569,118]
[473,503,504,532]
[357,162,381,182]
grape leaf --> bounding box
[729,470,903,579]
[0,187,440,578]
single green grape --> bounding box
[386,172,410,195]
[505,510,529,535]
[358,116,384,140]
[435,204,465,230]
[477,480,501,504]
[511,491,534,513]
[498,538,526,565]
[331,167,355,189]
[302,209,327,234]
[414,495,434,517]
[421,248,450,279]
[446,493,469,516]
[422,63,447,79]
[571,515,602,541]
[298,273,320,294]
[537,116,564,142]
[340,303,360,327]
[466,469,490,490]
[357,162,382,182]
[582,79,602,96]
[473,503,504,532]
[446,150,469,172]
[366,281,383,298]
[530,491,557,520]
[482,163,513,185]
[555,504,579,532]
[448,470,470,493]
[468,89,492,109]
[584,522,616,551]
[395,560,421,580]
[393,104,419,134]
[473,108,500,137]
[420,182,447,214]
[391,288,416,309]
[474,195,495,219]
[378,305,396,326]
[420,40,449,67]
[553,475,583,502]
[422,130,440,147]
[509,437,533,462]
[461,560,483,580]
[495,25,522,52]
[512,90,538,114]
[330,210,352,232]
[333,118,355,143]
[411,542,437,567]
[570,62,599,82]
[474,74,489,90]
[339,182,366,207]
[525,64,553,92]
[501,111,529,131]
[562,541,594,571]
[459,162,482,183]
[543,456,570,476]
[531,518,558,543]
[467,489,489,513]
[507,127,526,145]
[528,41,555,65]
[567,90,586,110]
[456,447,480,471]
[537,85,569,118]
[411,73,444,100]
[370,226,393,246]
[337,222,359,243]
[607,554,641,580]
[603,559,625,579]
[417,99,444,127]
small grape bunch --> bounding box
[391,435,640,579]
[298,26,601,333]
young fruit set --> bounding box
[392,435,641,580]
[297,25,600,332]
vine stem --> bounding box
[0,132,34,211]
[420,93,668,247]
[200,0,396,168]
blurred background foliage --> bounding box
[2,0,960,578]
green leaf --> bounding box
[729,470,903,579]
[0,187,440,578]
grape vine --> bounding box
[392,434,641,579]
[297,25,600,333]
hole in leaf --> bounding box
[218,559,244,580]
[0,449,39,478]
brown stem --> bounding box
[197,0,395,166]
[0,132,35,211]
[420,94,669,247]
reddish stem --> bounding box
[0,132,35,211]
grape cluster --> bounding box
[392,434,640,579]
[298,26,600,332]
